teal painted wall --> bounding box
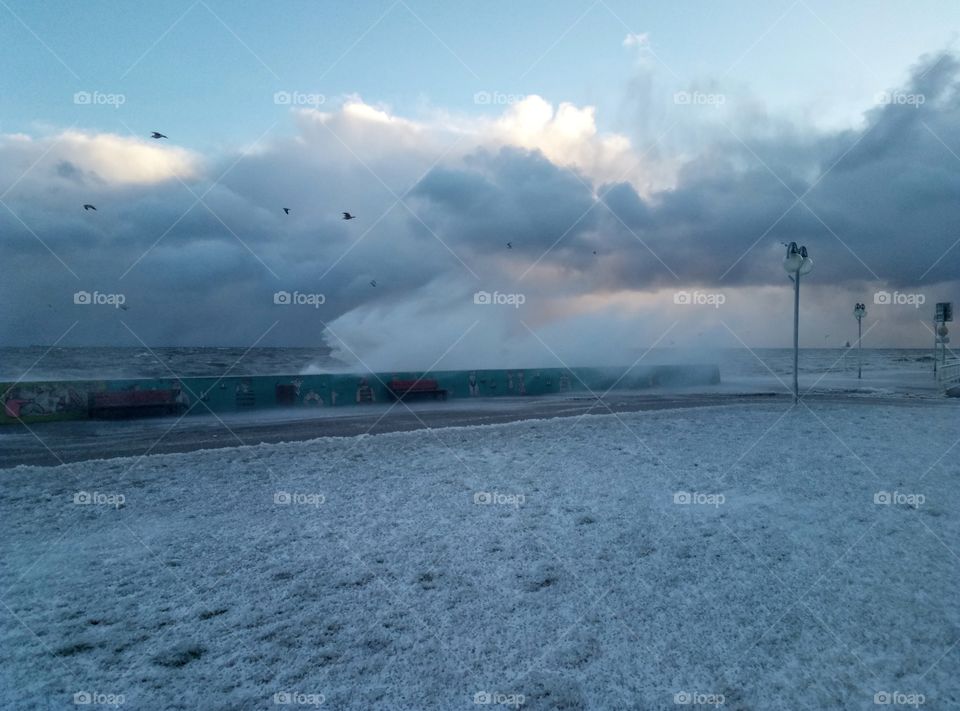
[1,365,720,424]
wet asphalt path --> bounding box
[0,391,952,469]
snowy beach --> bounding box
[2,399,958,710]
[6,1,960,708]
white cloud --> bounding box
[292,94,645,191]
[491,97,636,186]
[0,131,200,187]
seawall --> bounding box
[1,364,721,424]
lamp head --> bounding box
[796,245,813,275]
[782,241,803,273]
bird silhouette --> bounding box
[283,208,290,215]
[370,280,377,287]
[83,204,96,211]
[342,212,356,220]
[593,250,597,255]
[119,304,129,311]
[507,242,512,249]
[151,132,167,139]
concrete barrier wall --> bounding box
[0,364,720,425]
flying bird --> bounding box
[342,212,357,220]
[283,208,290,215]
[83,204,96,211]
[119,304,129,311]
[151,132,167,139]
[507,242,512,249]
[370,280,377,287]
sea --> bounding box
[0,346,938,383]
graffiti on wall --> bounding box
[303,389,323,405]
[356,378,375,403]
[2,383,88,418]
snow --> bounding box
[2,401,958,710]
[717,368,943,399]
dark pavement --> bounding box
[0,391,951,469]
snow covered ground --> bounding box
[1,400,958,710]
[718,369,943,399]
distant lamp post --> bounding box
[853,303,866,379]
[783,242,813,403]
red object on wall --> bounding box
[4,400,25,418]
[387,379,447,401]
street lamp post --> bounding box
[783,242,813,404]
[854,303,866,379]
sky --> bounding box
[1,0,959,367]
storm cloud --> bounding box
[2,51,958,364]
[414,51,960,292]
